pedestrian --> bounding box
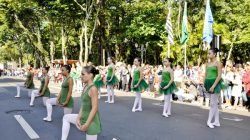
[93,67,104,99]
[43,65,74,122]
[204,48,223,128]
[15,64,35,98]
[61,65,101,140]
[105,57,118,104]
[159,58,176,117]
[131,57,148,112]
[29,66,50,106]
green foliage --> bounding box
[0,0,250,66]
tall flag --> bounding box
[165,7,174,45]
[202,0,214,44]
[180,2,188,45]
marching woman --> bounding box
[204,48,223,128]
[15,64,35,98]
[93,70,104,99]
[131,57,148,112]
[105,57,119,103]
[61,65,101,140]
[43,65,74,122]
[29,66,50,106]
[159,58,176,117]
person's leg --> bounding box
[86,135,97,140]
[162,95,168,117]
[136,92,142,111]
[105,85,111,103]
[42,97,49,106]
[233,95,239,109]
[207,94,218,128]
[30,90,39,106]
[15,83,24,97]
[44,98,57,121]
[61,114,78,140]
[167,94,172,115]
[64,107,73,115]
[98,89,101,99]
[110,86,115,103]
[132,92,139,112]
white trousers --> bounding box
[61,114,97,140]
[29,90,49,106]
[106,85,114,103]
[132,92,142,111]
[45,98,72,120]
[207,94,220,124]
[163,94,171,115]
[16,83,32,97]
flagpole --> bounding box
[168,41,170,58]
[184,43,187,77]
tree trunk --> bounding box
[79,23,84,65]
[61,25,67,65]
[83,22,89,66]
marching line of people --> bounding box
[11,49,234,140]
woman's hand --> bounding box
[209,86,215,93]
[76,118,81,129]
[80,124,89,132]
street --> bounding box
[0,77,249,140]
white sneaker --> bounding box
[29,104,34,107]
[109,101,114,104]
[162,113,169,118]
[105,100,110,103]
[135,108,142,112]
[132,109,136,112]
[211,122,220,127]
[15,95,20,98]
[207,122,214,128]
[43,117,52,122]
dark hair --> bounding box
[83,66,99,77]
[134,57,141,64]
[108,57,115,64]
[209,47,219,55]
[44,66,50,72]
[29,64,34,68]
[165,58,173,63]
[62,65,71,73]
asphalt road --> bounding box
[0,77,249,140]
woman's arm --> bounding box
[135,67,144,86]
[163,69,174,89]
[63,78,73,106]
[210,62,222,92]
[80,87,98,131]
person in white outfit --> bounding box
[232,66,243,109]
[29,66,50,106]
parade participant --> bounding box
[29,66,50,106]
[93,69,104,99]
[61,65,101,140]
[131,57,148,112]
[105,57,118,104]
[159,58,176,117]
[15,64,34,98]
[204,48,223,128]
[43,65,74,122]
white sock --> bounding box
[61,114,77,140]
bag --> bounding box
[242,91,248,102]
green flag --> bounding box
[180,2,188,44]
